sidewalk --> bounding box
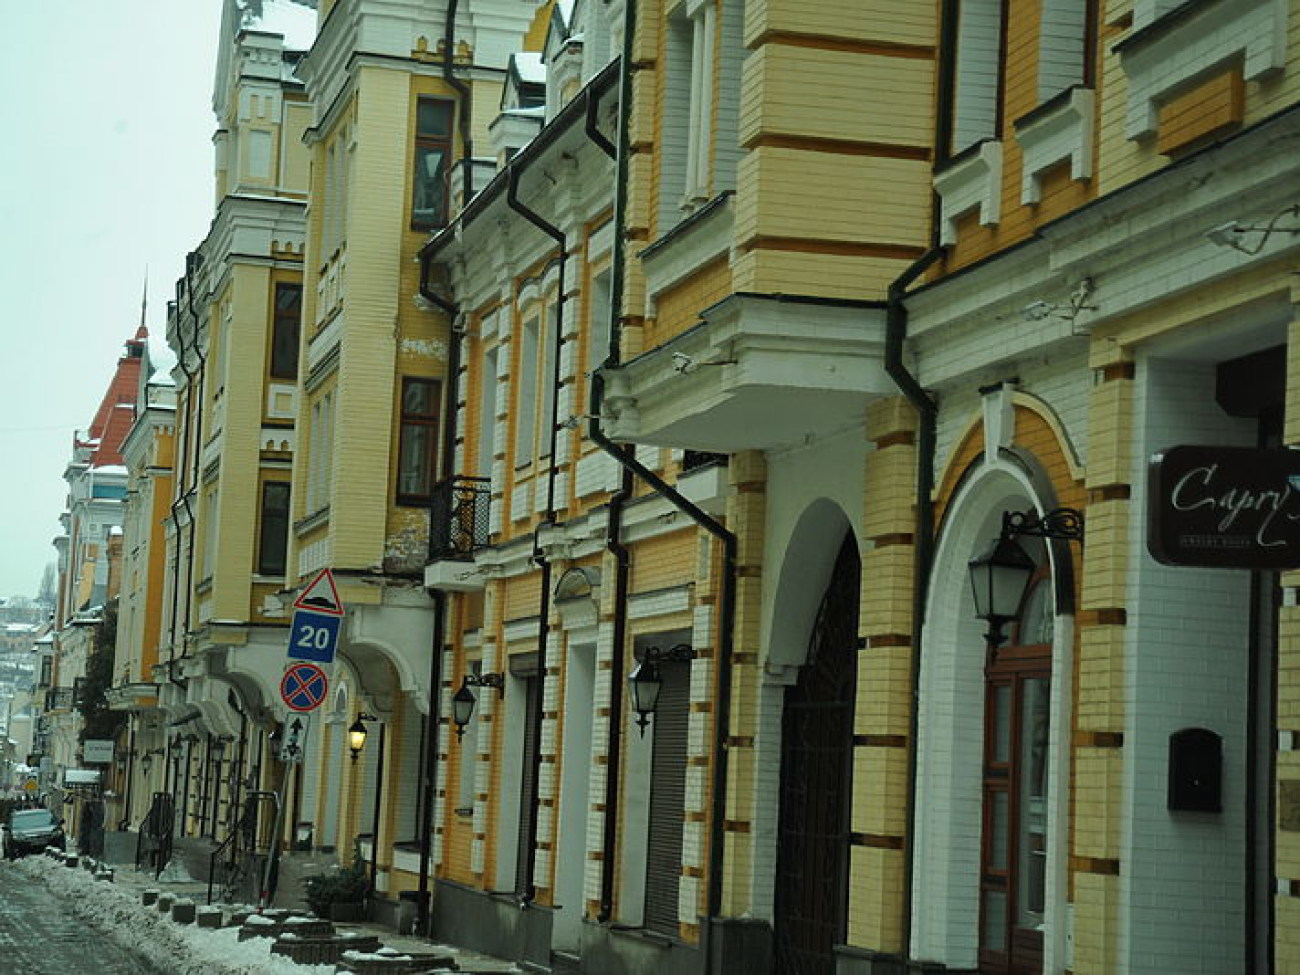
[101,856,522,973]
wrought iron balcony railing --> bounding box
[682,450,728,472]
[45,687,76,711]
[429,475,491,562]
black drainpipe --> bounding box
[589,0,738,956]
[443,0,475,211]
[893,0,957,956]
[179,252,207,673]
[408,4,473,931]
[505,158,570,903]
[161,253,206,793]
[583,74,631,921]
[590,0,743,951]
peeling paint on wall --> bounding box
[399,338,447,359]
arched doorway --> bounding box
[773,532,860,974]
[979,567,1052,975]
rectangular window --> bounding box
[952,0,1007,154]
[397,377,441,504]
[308,391,334,514]
[538,299,558,460]
[412,99,454,229]
[270,284,301,380]
[514,316,540,467]
[257,481,291,576]
[478,346,499,477]
[202,485,219,580]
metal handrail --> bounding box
[207,791,278,905]
[428,475,491,561]
[134,792,174,878]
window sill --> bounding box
[294,506,330,536]
[604,923,681,949]
[1114,0,1285,140]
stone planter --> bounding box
[326,901,367,923]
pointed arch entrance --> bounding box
[773,532,860,975]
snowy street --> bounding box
[1,854,334,975]
[0,853,522,974]
[0,858,168,974]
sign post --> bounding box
[281,662,330,713]
[288,568,345,664]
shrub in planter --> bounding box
[302,858,369,919]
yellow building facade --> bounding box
[87,1,1300,972]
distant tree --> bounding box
[79,599,127,743]
[37,563,56,610]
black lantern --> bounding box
[628,660,663,736]
[968,535,1037,648]
[349,713,377,763]
[969,507,1084,651]
[627,644,695,737]
[451,674,504,741]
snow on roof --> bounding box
[243,0,317,52]
[514,52,546,85]
[92,464,129,476]
[147,333,178,384]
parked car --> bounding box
[3,808,65,859]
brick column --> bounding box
[717,449,767,919]
[1275,288,1300,971]
[1072,352,1136,973]
[849,396,919,953]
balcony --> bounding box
[600,293,894,453]
[44,687,76,712]
[425,476,492,593]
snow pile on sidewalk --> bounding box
[12,856,333,975]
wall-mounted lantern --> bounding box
[452,674,505,741]
[968,508,1083,653]
[628,643,696,737]
[349,712,378,763]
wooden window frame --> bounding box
[257,480,291,576]
[270,283,302,381]
[411,98,454,231]
[396,377,441,506]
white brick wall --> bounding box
[911,460,1072,969]
[1119,354,1255,974]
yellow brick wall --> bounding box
[326,65,423,570]
[629,529,697,594]
[1156,67,1244,156]
[739,45,934,150]
[744,0,935,47]
[734,149,932,251]
[647,256,732,349]
[212,263,274,620]
[283,99,313,195]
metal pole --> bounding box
[369,722,386,895]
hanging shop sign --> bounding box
[1147,444,1300,569]
[82,739,114,764]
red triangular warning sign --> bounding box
[292,568,344,616]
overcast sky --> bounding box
[0,2,223,599]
